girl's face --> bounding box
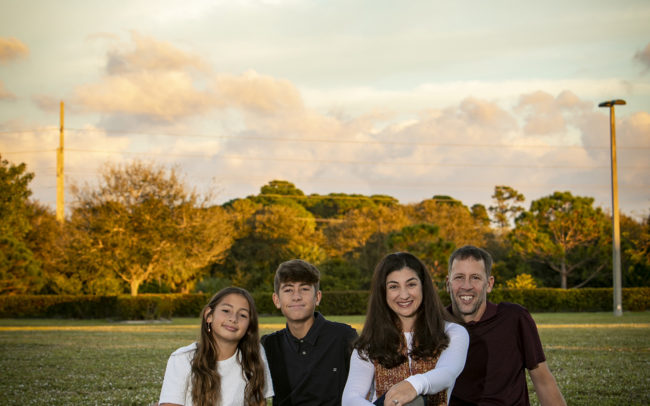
[385,267,423,332]
[206,293,251,344]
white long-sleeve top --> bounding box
[341,321,469,405]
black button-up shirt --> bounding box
[263,312,358,406]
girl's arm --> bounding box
[405,322,469,395]
[159,351,191,406]
[341,349,376,406]
[260,345,275,401]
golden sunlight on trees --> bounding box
[222,198,325,292]
[68,161,234,295]
[409,196,490,248]
[505,273,537,289]
[510,191,611,289]
[2,162,649,293]
[0,155,42,294]
[387,224,454,281]
[489,185,525,234]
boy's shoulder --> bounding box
[322,317,356,331]
[319,316,358,339]
[261,328,286,347]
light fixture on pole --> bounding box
[598,99,626,317]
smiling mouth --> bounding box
[223,325,238,332]
[459,295,474,303]
[396,300,413,308]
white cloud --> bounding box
[0,37,28,63]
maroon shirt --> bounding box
[447,302,546,406]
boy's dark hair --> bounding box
[273,259,320,294]
[448,245,493,278]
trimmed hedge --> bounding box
[0,288,648,319]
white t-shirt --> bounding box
[341,321,469,405]
[159,342,274,406]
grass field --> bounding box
[0,312,648,405]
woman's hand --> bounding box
[384,380,417,406]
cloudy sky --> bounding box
[1,0,649,218]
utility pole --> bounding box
[56,101,64,223]
[598,99,626,316]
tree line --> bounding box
[1,155,648,296]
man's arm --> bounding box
[528,361,566,406]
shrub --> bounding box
[0,287,648,319]
[506,273,537,289]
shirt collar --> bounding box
[447,301,497,325]
[477,301,497,322]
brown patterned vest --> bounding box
[373,350,447,406]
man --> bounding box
[262,259,358,406]
[446,245,566,406]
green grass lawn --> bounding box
[0,312,648,405]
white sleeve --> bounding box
[260,345,275,399]
[159,351,192,405]
[405,322,469,400]
[341,349,376,406]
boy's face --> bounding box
[273,281,321,324]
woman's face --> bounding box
[385,267,423,331]
[206,293,251,344]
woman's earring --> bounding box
[206,322,211,332]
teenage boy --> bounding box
[446,245,566,406]
[262,259,358,406]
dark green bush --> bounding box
[253,292,276,315]
[0,287,648,319]
[319,291,370,315]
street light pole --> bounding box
[598,99,626,317]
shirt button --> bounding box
[302,351,306,355]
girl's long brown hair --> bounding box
[355,252,453,368]
[190,287,265,406]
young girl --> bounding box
[342,252,469,406]
[159,287,273,406]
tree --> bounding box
[489,185,525,233]
[260,179,305,196]
[387,224,455,281]
[222,202,325,291]
[0,156,42,294]
[510,191,610,289]
[324,205,410,287]
[408,196,488,248]
[303,193,398,219]
[24,202,66,293]
[471,204,490,227]
[0,155,34,239]
[250,180,306,208]
[0,234,42,294]
[69,161,234,295]
[621,212,650,287]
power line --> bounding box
[58,148,647,170]
[64,127,649,150]
[2,149,57,155]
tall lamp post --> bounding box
[598,99,626,316]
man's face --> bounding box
[446,257,494,323]
[272,281,321,323]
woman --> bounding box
[159,287,273,406]
[342,252,469,406]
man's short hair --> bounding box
[274,259,321,294]
[448,245,493,278]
